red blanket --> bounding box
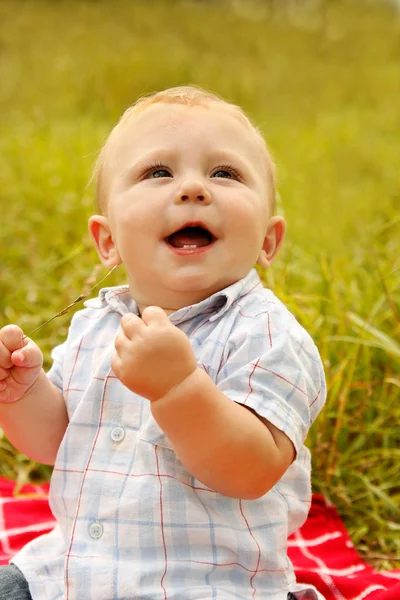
[0,477,399,599]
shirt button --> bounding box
[89,522,103,539]
[110,426,125,443]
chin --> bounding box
[170,272,239,299]
[166,271,217,293]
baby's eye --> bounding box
[143,165,173,179]
[151,169,172,178]
[211,166,241,180]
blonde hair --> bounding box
[93,85,276,213]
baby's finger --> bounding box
[110,352,126,382]
[120,313,145,340]
[114,331,125,356]
[11,338,42,369]
[0,325,25,351]
[0,326,25,368]
[141,306,169,327]
[0,365,9,380]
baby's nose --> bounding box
[175,179,211,204]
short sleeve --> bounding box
[44,304,92,394]
[216,303,326,454]
[46,341,66,393]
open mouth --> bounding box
[165,224,216,249]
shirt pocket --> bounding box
[138,414,194,485]
[138,414,175,451]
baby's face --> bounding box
[97,103,275,312]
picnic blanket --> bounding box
[0,476,399,599]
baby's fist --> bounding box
[112,307,197,402]
[0,325,43,404]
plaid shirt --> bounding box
[12,269,326,600]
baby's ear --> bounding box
[88,215,122,268]
[256,216,286,268]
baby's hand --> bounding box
[0,325,43,404]
[112,307,197,402]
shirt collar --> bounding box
[84,286,137,317]
[171,268,262,325]
[84,268,262,323]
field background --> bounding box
[0,0,399,569]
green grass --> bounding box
[0,0,399,569]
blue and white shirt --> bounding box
[13,268,327,600]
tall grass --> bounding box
[0,0,399,568]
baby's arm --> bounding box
[0,325,69,465]
[112,308,295,500]
[150,368,295,499]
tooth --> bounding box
[183,244,197,249]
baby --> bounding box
[0,86,326,600]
